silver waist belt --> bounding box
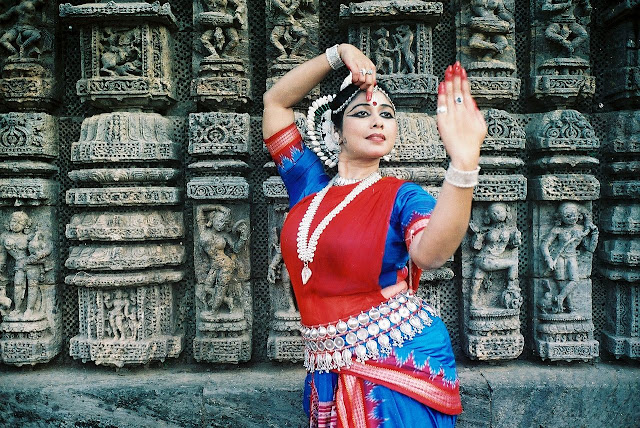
[301,291,437,373]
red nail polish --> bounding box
[445,66,453,81]
[438,82,445,94]
[367,93,371,102]
[461,67,467,79]
[453,62,461,75]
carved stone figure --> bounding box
[267,211,297,314]
[196,204,249,315]
[0,211,51,320]
[0,0,44,60]
[99,28,142,77]
[540,202,598,313]
[105,289,133,340]
[541,0,590,57]
[392,25,415,74]
[372,27,395,75]
[470,203,522,309]
[269,0,308,60]
[469,0,513,61]
[199,0,246,59]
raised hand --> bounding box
[338,44,377,101]
[436,62,487,171]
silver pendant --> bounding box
[301,263,312,285]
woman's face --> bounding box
[339,91,397,162]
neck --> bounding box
[337,157,380,180]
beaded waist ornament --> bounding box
[301,291,438,373]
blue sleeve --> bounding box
[380,182,436,287]
[279,147,330,208]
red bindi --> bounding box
[372,101,377,106]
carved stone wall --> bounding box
[0,0,61,366]
[0,0,637,371]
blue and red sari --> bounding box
[265,123,462,427]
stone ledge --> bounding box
[0,361,638,427]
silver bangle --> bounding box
[444,164,480,188]
[326,44,344,70]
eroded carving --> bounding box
[268,0,310,61]
[539,202,598,313]
[0,0,45,61]
[469,203,522,309]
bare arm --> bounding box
[409,63,487,269]
[262,44,377,139]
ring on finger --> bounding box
[365,69,374,75]
[437,106,448,114]
[360,68,366,76]
[454,95,463,105]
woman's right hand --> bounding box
[338,44,377,101]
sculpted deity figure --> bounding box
[0,0,44,60]
[269,0,308,60]
[541,0,590,56]
[200,0,246,59]
[99,28,142,77]
[267,212,297,314]
[196,205,249,314]
[0,211,52,320]
[105,289,133,340]
[372,28,396,75]
[469,203,522,309]
[468,0,513,61]
[540,202,598,313]
[392,25,415,74]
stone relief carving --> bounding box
[0,208,59,365]
[459,0,519,105]
[267,210,296,315]
[342,0,442,109]
[469,203,522,309]
[530,0,595,104]
[539,202,598,313]
[0,0,45,61]
[468,0,513,62]
[195,204,250,315]
[0,211,52,320]
[541,0,590,57]
[99,27,142,77]
[268,0,310,61]
[199,0,246,59]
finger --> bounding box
[436,81,447,116]
[452,61,463,109]
[461,67,476,112]
[444,65,454,112]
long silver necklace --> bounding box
[297,171,382,285]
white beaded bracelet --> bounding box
[326,44,344,70]
[444,165,480,188]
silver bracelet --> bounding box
[325,44,344,70]
[444,164,480,188]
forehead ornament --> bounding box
[306,73,395,168]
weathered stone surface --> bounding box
[1,363,639,428]
[529,0,595,106]
[188,112,250,156]
[0,178,58,205]
[192,203,252,363]
[0,208,60,366]
[458,0,520,106]
[60,2,177,109]
[187,176,249,200]
[0,113,58,158]
[191,0,251,109]
[342,1,442,109]
[0,1,60,110]
[462,202,524,360]
[66,211,184,241]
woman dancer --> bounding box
[263,43,486,427]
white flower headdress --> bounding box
[306,74,396,168]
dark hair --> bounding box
[329,83,360,131]
[328,82,394,131]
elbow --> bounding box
[412,253,450,271]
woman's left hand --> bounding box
[436,62,487,170]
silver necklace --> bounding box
[297,171,382,285]
[333,174,367,186]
